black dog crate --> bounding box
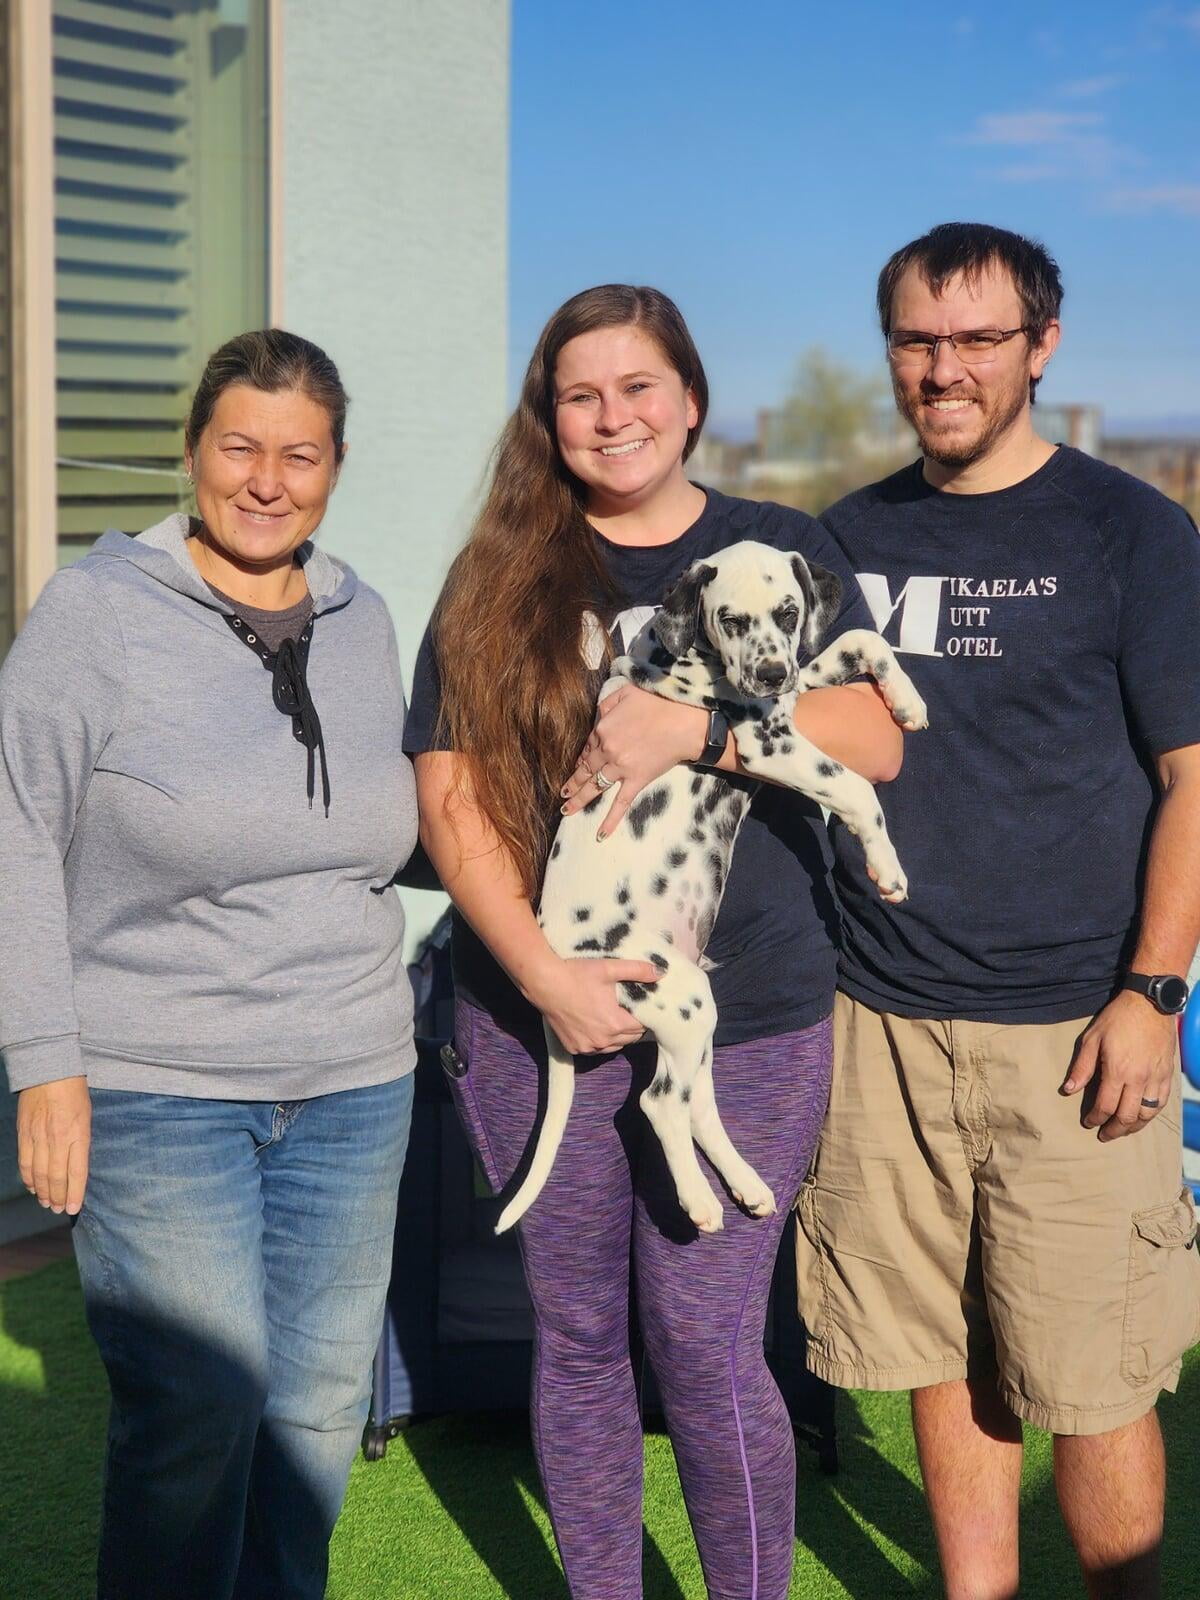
[364,1034,838,1474]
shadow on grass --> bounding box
[403,1410,686,1600]
[0,1258,356,1600]
[810,1353,1200,1599]
[0,1259,106,1600]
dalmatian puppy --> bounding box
[494,540,926,1236]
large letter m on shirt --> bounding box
[856,573,947,658]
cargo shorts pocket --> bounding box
[1121,1187,1200,1388]
[795,1177,831,1342]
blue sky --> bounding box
[511,0,1200,437]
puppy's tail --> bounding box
[494,1025,575,1234]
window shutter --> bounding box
[53,0,267,563]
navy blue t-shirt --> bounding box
[404,486,877,1044]
[823,446,1200,1023]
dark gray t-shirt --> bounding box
[404,486,878,1045]
[822,446,1200,1023]
[204,581,314,654]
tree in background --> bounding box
[743,348,913,516]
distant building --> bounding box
[687,431,756,492]
[1099,436,1200,515]
[1037,403,1102,457]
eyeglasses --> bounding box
[887,326,1030,367]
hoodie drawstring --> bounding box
[221,612,331,816]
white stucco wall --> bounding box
[279,0,509,948]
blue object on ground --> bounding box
[1181,988,1200,1090]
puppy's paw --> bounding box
[680,1180,724,1233]
[735,1184,776,1219]
[866,855,908,904]
[880,669,928,731]
[727,1161,775,1217]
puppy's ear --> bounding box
[791,555,843,655]
[655,561,718,657]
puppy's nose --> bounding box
[756,660,788,690]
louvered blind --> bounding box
[53,0,268,564]
[0,0,14,655]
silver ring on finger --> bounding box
[593,768,615,791]
[1139,1096,1161,1110]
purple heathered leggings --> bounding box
[450,999,833,1600]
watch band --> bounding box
[697,706,730,768]
[1120,971,1190,1014]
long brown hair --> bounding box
[434,284,709,897]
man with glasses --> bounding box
[796,221,1200,1599]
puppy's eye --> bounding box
[773,605,799,632]
[719,612,750,638]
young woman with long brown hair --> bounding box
[405,285,903,1600]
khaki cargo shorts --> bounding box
[795,992,1200,1435]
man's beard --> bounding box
[896,375,1028,469]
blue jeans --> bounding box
[72,1074,413,1600]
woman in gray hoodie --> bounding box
[0,331,418,1600]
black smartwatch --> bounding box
[697,706,730,768]
[1120,972,1190,1014]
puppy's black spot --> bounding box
[839,650,859,672]
[575,937,601,952]
[680,1007,691,1020]
[688,827,706,844]
[691,996,703,1008]
[550,839,561,860]
[649,952,669,972]
[874,811,883,828]
[616,884,631,906]
[602,921,630,952]
[817,759,843,778]
[780,740,794,755]
[667,847,687,869]
[621,981,649,1002]
[703,785,723,815]
[629,664,652,686]
[690,773,704,795]
[652,874,668,895]
[649,645,674,668]
[573,907,591,923]
[873,659,890,678]
[680,1085,692,1105]
[628,784,670,840]
[648,1073,673,1098]
[583,792,604,813]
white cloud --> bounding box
[1107,184,1200,216]
[1057,74,1124,98]
[967,110,1104,146]
[960,107,1133,183]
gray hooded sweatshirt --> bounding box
[0,515,417,1097]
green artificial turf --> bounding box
[2,1259,1197,1599]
